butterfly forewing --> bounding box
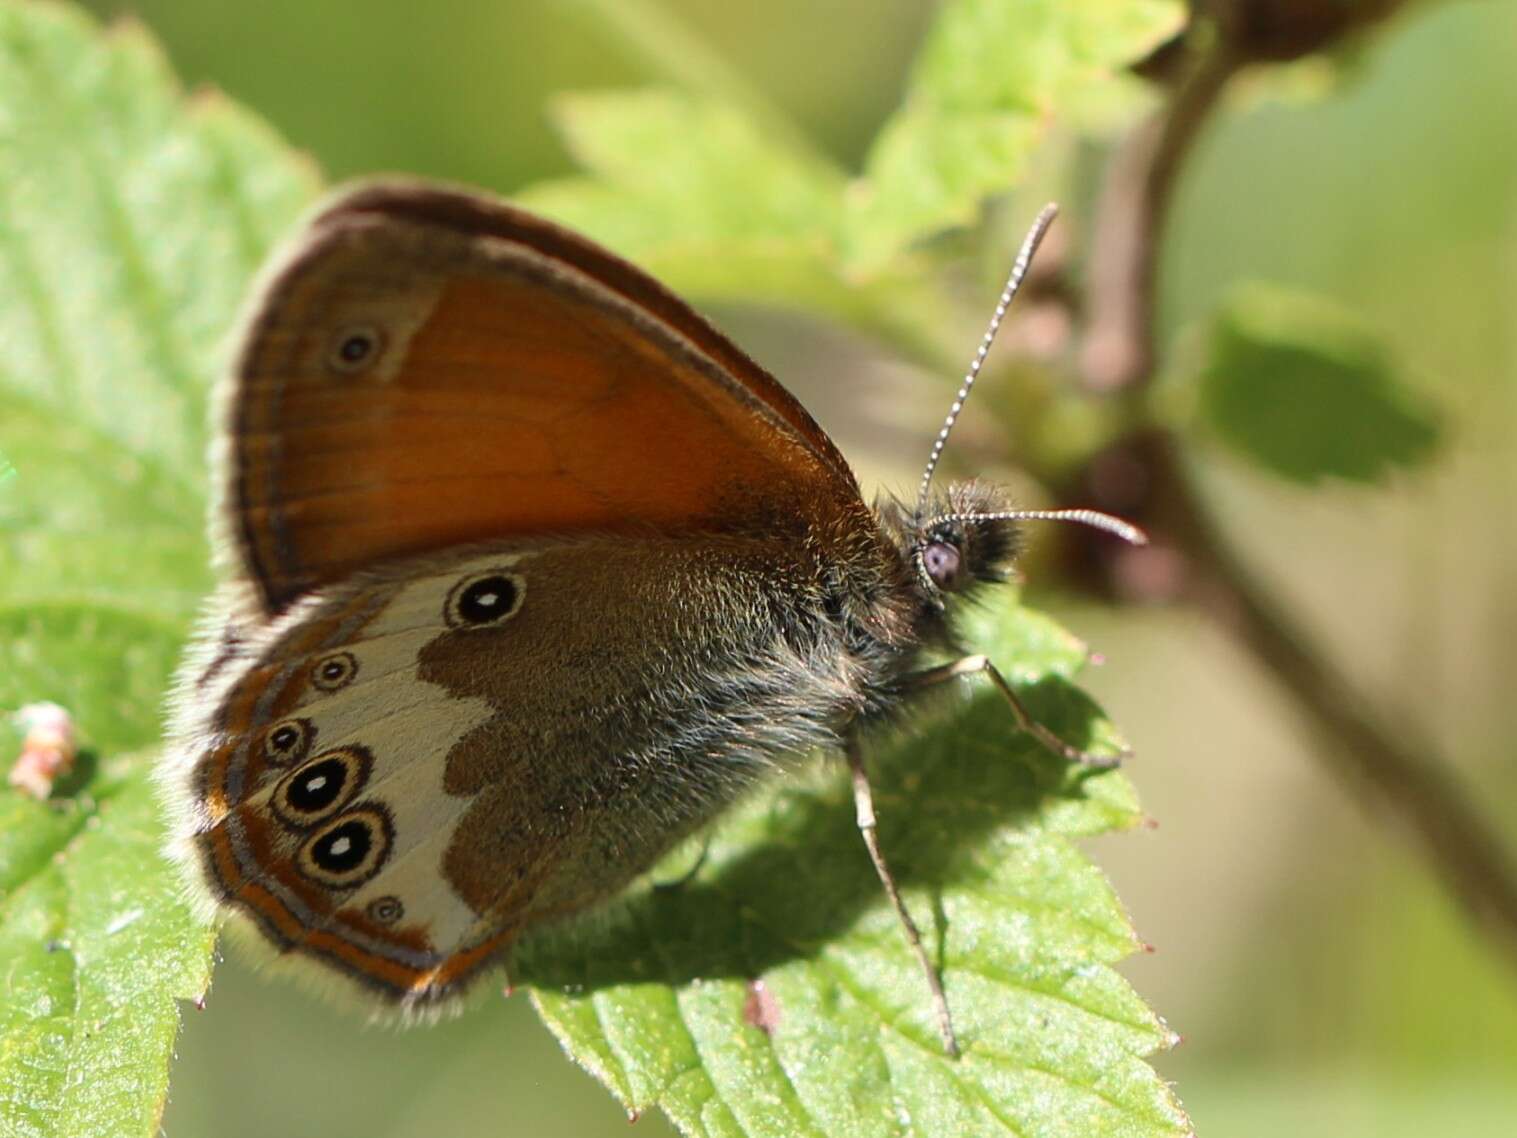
[227,181,858,614]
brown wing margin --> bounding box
[316,180,856,484]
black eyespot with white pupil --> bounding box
[446,571,525,628]
[263,718,312,765]
[923,541,963,590]
[313,819,370,872]
[286,757,347,814]
[312,651,358,691]
[327,325,383,374]
[272,745,370,828]
[296,805,393,889]
[460,576,516,621]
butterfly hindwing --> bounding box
[169,557,500,998]
[166,535,864,1004]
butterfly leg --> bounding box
[846,736,960,1058]
[907,655,1129,767]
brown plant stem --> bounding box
[1081,43,1241,393]
[1078,37,1517,967]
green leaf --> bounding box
[521,91,851,312]
[522,594,1188,1138]
[0,755,216,1138]
[0,605,188,757]
[520,89,960,365]
[526,1,1183,369]
[0,1,317,1132]
[532,89,847,251]
[844,0,1185,272]
[1196,283,1441,484]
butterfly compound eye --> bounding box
[923,541,963,590]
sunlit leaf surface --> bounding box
[0,3,316,1133]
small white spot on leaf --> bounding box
[106,909,144,935]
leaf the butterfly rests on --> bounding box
[523,594,1187,1137]
[0,1,316,1132]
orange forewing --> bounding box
[229,181,858,612]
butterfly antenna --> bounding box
[932,508,1149,547]
[915,203,1060,519]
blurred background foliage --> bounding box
[25,0,1517,1133]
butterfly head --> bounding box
[901,481,1022,602]
[881,481,1147,619]
[895,202,1145,616]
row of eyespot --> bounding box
[265,742,396,896]
[296,574,525,703]
[252,728,404,920]
[242,568,527,921]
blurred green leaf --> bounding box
[534,89,846,249]
[519,87,845,310]
[0,1,316,1133]
[0,605,188,757]
[529,0,1183,353]
[845,0,1184,272]
[520,89,959,364]
[523,594,1188,1138]
[1197,283,1441,483]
